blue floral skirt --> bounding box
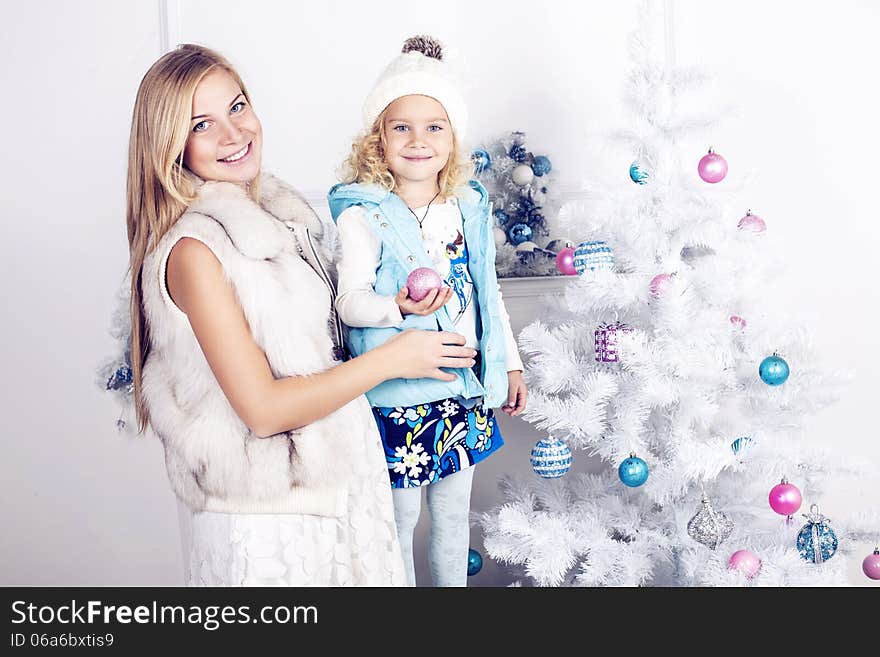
[372,398,504,489]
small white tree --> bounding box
[479,4,879,586]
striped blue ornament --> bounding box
[573,240,615,275]
[731,436,753,455]
[530,437,572,479]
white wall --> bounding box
[1,0,876,586]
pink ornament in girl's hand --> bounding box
[698,148,728,183]
[730,315,747,329]
[728,550,762,579]
[406,267,443,302]
[768,478,802,517]
[555,247,577,276]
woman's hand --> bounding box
[500,370,528,417]
[394,285,453,317]
[379,329,476,382]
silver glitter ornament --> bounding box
[687,497,734,550]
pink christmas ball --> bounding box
[863,549,880,580]
[649,273,673,297]
[737,211,766,234]
[698,149,728,183]
[406,267,442,302]
[728,549,762,579]
[730,315,747,329]
[556,247,577,276]
[768,480,803,517]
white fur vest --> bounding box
[141,173,375,516]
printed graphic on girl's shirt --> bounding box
[373,396,503,488]
[444,230,473,323]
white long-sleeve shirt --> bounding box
[335,198,524,373]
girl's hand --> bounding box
[395,285,453,317]
[379,329,476,381]
[501,370,528,417]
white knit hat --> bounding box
[362,35,468,142]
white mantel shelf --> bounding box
[498,275,572,298]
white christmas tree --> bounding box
[478,5,879,586]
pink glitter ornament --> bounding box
[730,315,747,329]
[698,148,728,183]
[737,210,766,234]
[649,273,673,297]
[728,549,762,579]
[768,478,803,519]
[406,267,442,302]
[863,548,880,580]
[556,247,577,276]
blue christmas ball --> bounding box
[509,143,528,162]
[530,437,572,478]
[106,365,133,391]
[618,455,649,487]
[532,155,552,177]
[472,149,491,174]
[508,223,533,245]
[629,161,650,184]
[759,354,790,386]
[796,505,838,563]
[573,240,615,275]
[493,209,509,226]
[467,548,483,576]
[731,436,753,455]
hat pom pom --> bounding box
[401,35,444,61]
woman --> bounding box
[126,44,477,585]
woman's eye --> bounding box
[192,121,210,133]
[231,101,247,114]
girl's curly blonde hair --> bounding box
[340,106,474,197]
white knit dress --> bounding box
[185,417,407,586]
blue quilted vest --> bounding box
[327,180,508,408]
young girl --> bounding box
[328,36,528,587]
[127,44,478,586]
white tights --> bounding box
[390,466,475,587]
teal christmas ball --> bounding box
[532,155,552,176]
[618,455,649,487]
[467,548,483,576]
[759,354,790,386]
[508,223,533,245]
[472,149,491,174]
[629,160,649,184]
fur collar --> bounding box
[187,172,323,260]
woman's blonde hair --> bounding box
[125,43,256,432]
[340,105,474,196]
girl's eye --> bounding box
[428,125,443,132]
[231,101,247,114]
[392,124,409,132]
[192,121,210,133]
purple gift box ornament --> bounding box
[594,322,633,363]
